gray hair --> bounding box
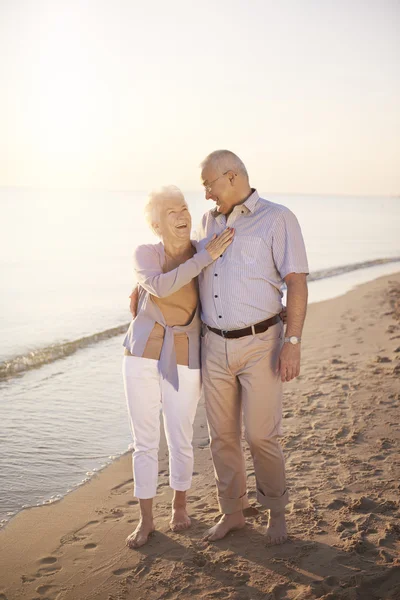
[144,185,186,236]
[200,149,249,179]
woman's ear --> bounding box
[152,221,161,237]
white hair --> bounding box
[144,185,186,236]
[200,149,249,179]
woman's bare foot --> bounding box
[126,518,155,549]
[170,506,191,532]
[265,509,287,545]
[203,511,246,542]
[170,490,191,532]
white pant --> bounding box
[122,356,201,499]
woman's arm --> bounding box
[134,230,234,298]
[133,245,212,298]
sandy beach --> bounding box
[1,273,399,600]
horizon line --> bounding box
[0,185,398,199]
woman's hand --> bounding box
[129,286,139,318]
[205,228,235,260]
[280,305,288,324]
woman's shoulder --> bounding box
[133,242,164,265]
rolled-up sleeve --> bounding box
[271,209,309,279]
[133,244,213,298]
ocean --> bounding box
[0,188,399,526]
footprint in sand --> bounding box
[60,520,100,545]
[35,583,58,596]
[36,557,62,577]
[335,520,356,533]
[39,557,58,565]
[84,543,97,550]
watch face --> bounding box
[290,336,298,345]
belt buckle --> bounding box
[220,329,228,338]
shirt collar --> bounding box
[211,188,259,220]
[242,189,259,213]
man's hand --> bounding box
[279,305,287,324]
[279,272,308,383]
[278,343,301,382]
[129,285,139,318]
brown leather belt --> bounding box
[207,315,281,339]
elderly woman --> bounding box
[122,185,234,548]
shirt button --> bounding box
[214,273,218,276]
[220,254,223,257]
[215,295,218,298]
[219,315,222,318]
[241,210,244,214]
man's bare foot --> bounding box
[265,509,287,545]
[126,518,155,549]
[170,506,191,532]
[203,511,246,542]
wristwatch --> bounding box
[284,336,301,345]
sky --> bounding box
[0,0,399,194]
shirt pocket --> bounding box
[233,236,261,265]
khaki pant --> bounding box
[201,321,289,514]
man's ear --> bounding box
[227,170,236,185]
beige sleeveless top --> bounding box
[127,248,199,366]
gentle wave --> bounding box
[0,324,129,380]
[1,256,399,380]
[307,257,400,282]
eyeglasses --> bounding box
[203,171,229,194]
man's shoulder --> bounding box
[256,195,288,212]
[255,196,292,220]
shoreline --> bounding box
[1,273,399,599]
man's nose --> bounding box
[205,190,212,200]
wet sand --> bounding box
[1,273,399,600]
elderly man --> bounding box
[130,150,308,544]
[196,150,308,544]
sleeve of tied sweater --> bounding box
[133,244,214,298]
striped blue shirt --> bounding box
[196,190,309,330]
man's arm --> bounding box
[278,272,308,382]
[129,286,139,318]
